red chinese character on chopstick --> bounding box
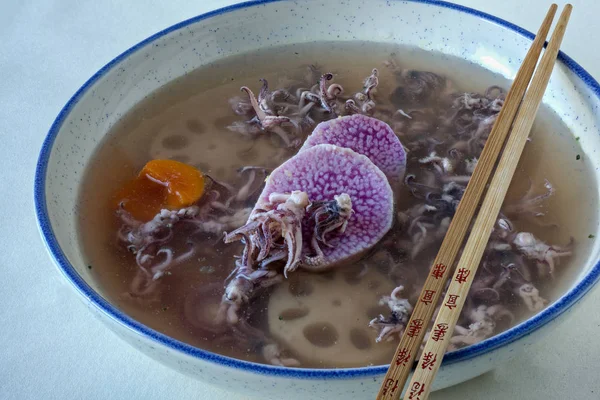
[454,267,471,284]
[408,381,426,399]
[406,319,424,337]
[382,378,399,395]
[431,323,449,342]
[421,352,437,370]
[420,289,436,305]
[430,263,447,279]
[444,294,460,310]
[395,347,411,367]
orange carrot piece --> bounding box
[112,176,167,222]
[113,159,205,222]
[140,159,205,209]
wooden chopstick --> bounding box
[376,4,558,400]
[402,5,573,400]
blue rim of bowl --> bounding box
[34,0,600,380]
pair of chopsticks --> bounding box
[377,4,572,399]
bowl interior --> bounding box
[37,0,600,374]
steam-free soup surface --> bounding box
[78,41,597,368]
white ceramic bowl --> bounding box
[35,0,600,398]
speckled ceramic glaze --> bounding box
[35,0,600,398]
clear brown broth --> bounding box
[78,41,598,367]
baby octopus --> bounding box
[369,286,414,343]
[345,68,379,115]
[219,191,352,324]
[237,83,297,147]
[227,66,393,148]
[116,168,270,300]
[513,231,573,277]
[303,73,344,115]
[362,65,574,348]
[219,144,395,325]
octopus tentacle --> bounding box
[369,286,413,343]
[220,190,353,324]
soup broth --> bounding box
[78,41,598,368]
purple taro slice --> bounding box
[259,143,394,269]
[300,114,406,180]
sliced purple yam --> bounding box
[258,144,394,268]
[300,114,406,180]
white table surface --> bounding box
[1,0,599,399]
